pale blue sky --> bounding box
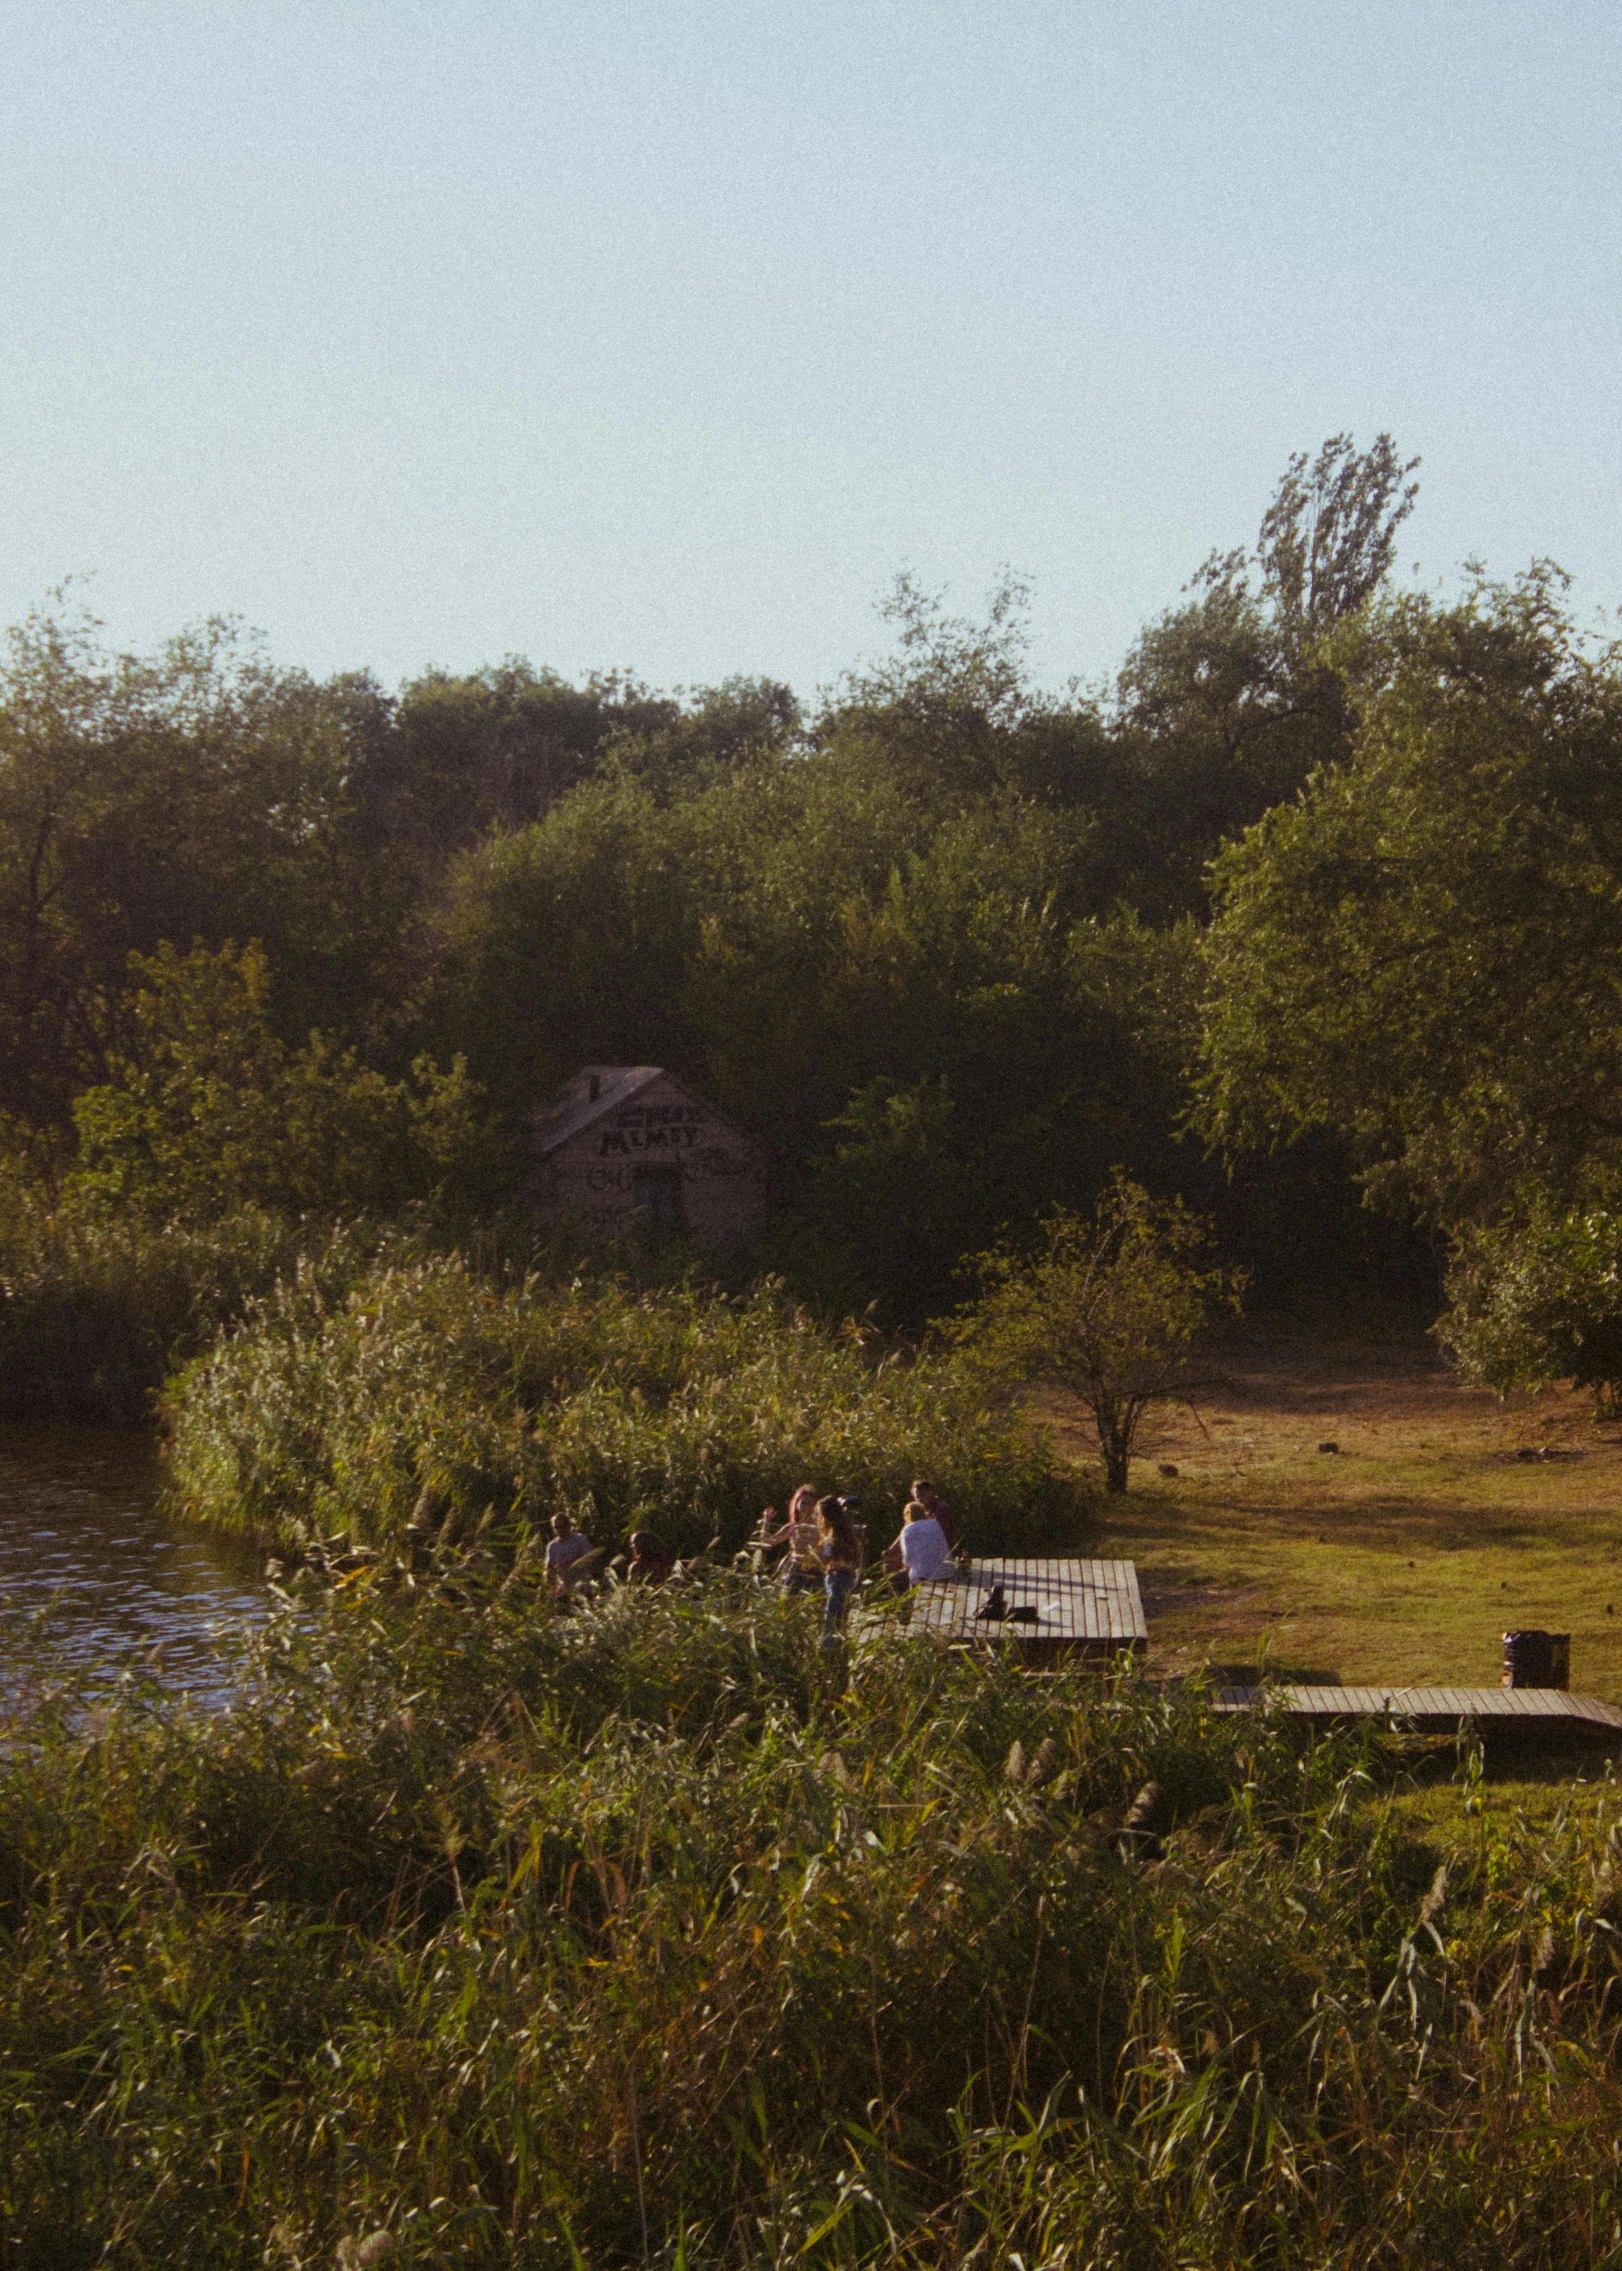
[2,1,1617,697]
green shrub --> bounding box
[0,1182,377,1423]
[4,1576,1622,2265]
[166,1255,1083,1556]
[69,939,482,1220]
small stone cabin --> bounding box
[529,1066,767,1246]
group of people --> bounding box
[755,1480,959,1635]
[543,1511,670,1597]
[539,1480,961,1636]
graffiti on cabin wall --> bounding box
[592,1105,709,1158]
[586,1149,748,1194]
[532,1075,766,1244]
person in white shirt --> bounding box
[888,1499,952,1588]
[545,1511,596,1595]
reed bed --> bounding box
[165,1255,1078,1559]
[4,1571,1622,2266]
[0,1193,376,1424]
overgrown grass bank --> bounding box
[0,1190,379,1424]
[4,1577,1622,2265]
[166,1255,1079,1558]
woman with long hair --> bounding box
[816,1493,863,1635]
[757,1482,822,1596]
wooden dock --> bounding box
[909,1558,1147,1665]
[1213,1684,1622,1737]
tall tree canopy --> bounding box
[1200,567,1622,1230]
[1106,432,1421,916]
[0,434,1437,1325]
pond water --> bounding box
[0,1427,267,1700]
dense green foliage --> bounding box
[69,941,481,1220]
[0,1192,344,1424]
[0,439,1439,1357]
[5,1579,1622,2265]
[13,425,1622,2261]
[1201,567,1622,1396]
[167,1253,1078,1559]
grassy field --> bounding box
[1043,1314,1622,1699]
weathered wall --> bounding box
[532,1074,767,1246]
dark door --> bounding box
[633,1167,683,1230]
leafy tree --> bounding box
[950,1175,1243,1492]
[607,675,801,797]
[1256,431,1421,646]
[1199,567,1622,1232]
[0,606,422,1126]
[817,570,1052,809]
[70,941,480,1218]
[1104,433,1420,915]
[392,659,680,844]
[1198,566,1622,1388]
[421,767,744,1132]
[1438,1200,1622,1416]
[812,1075,969,1322]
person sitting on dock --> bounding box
[626,1531,671,1584]
[910,1480,958,1551]
[756,1484,823,1597]
[545,1512,596,1596]
[881,1498,953,1589]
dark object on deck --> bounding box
[1318,1441,1339,1454]
[1117,1779,1166,1862]
[1214,1683,1620,1743]
[1503,1629,1570,1689]
[975,1585,1038,1624]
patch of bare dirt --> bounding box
[1034,1311,1622,1483]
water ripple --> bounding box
[0,1427,267,1699]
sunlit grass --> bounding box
[1058,1343,1622,1694]
[5,1572,1622,2264]
[166,1253,1082,1562]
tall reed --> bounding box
[165,1254,1080,1557]
[3,1573,1622,2265]
[0,1185,358,1422]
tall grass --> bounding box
[0,1185,369,1423]
[166,1254,1081,1558]
[3,1574,1622,2265]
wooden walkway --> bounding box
[909,1558,1147,1663]
[1213,1684,1622,1735]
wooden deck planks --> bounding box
[910,1557,1147,1653]
[1213,1684,1622,1733]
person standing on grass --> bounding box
[545,1511,595,1596]
[817,1493,864,1635]
[757,1483,823,1597]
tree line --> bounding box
[9,431,1615,1392]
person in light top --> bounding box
[756,1482,823,1597]
[909,1480,957,1551]
[889,1498,952,1588]
[816,1494,864,1635]
[545,1511,596,1594]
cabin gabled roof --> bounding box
[531,1066,668,1157]
[532,1065,764,1161]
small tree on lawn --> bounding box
[951,1174,1243,1493]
